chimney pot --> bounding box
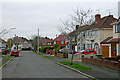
[76,25,79,30]
[95,14,101,23]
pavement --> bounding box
[41,53,120,80]
[2,51,90,79]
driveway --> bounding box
[2,51,90,79]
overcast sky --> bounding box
[0,0,119,40]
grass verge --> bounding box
[8,56,14,58]
[38,53,43,55]
[59,61,91,70]
[43,56,53,59]
[0,63,3,67]
[2,58,10,61]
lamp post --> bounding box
[10,28,16,52]
[37,28,39,53]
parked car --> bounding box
[2,47,7,55]
[59,48,77,54]
[11,50,19,57]
[75,49,97,55]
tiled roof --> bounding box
[92,15,117,28]
[14,37,29,43]
[0,38,6,43]
[101,37,120,44]
[67,15,117,37]
[53,35,66,41]
[40,38,52,43]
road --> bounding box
[2,51,89,79]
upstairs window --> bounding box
[61,41,64,44]
[54,41,56,44]
[115,25,118,33]
[115,24,120,33]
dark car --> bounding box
[11,50,19,57]
[2,47,7,55]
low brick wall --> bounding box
[82,57,120,70]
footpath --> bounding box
[40,53,119,80]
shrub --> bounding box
[60,46,65,49]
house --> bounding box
[77,14,117,54]
[13,36,32,50]
[100,17,120,57]
[66,14,117,55]
[0,38,6,51]
[65,25,80,51]
[39,37,53,48]
[53,35,66,47]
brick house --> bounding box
[100,17,120,57]
[0,38,6,51]
[53,35,66,47]
[39,37,53,48]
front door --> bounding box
[102,46,109,57]
[111,44,116,57]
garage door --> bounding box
[102,46,109,57]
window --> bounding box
[96,31,98,37]
[90,44,92,49]
[89,50,94,52]
[83,44,85,50]
[49,43,52,45]
[95,44,99,54]
[81,44,85,50]
[87,44,92,49]
[54,41,56,44]
[61,41,64,44]
[85,50,89,53]
[48,43,50,45]
[87,44,90,49]
[115,25,118,33]
[118,24,120,32]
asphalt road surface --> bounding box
[2,51,89,79]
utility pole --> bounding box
[10,28,16,52]
[37,29,39,53]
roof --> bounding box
[53,35,66,41]
[93,15,117,28]
[40,38,52,43]
[14,37,29,43]
[67,15,117,37]
[67,25,87,37]
[0,38,6,43]
[111,17,120,25]
[101,37,120,44]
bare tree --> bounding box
[58,8,94,35]
[0,29,9,37]
[58,8,95,65]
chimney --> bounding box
[109,15,113,18]
[76,25,79,30]
[95,14,101,23]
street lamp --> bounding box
[10,28,16,52]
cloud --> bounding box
[1,2,118,40]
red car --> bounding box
[11,50,19,57]
[75,49,97,55]
[80,49,97,55]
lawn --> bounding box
[43,56,53,59]
[59,61,91,70]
